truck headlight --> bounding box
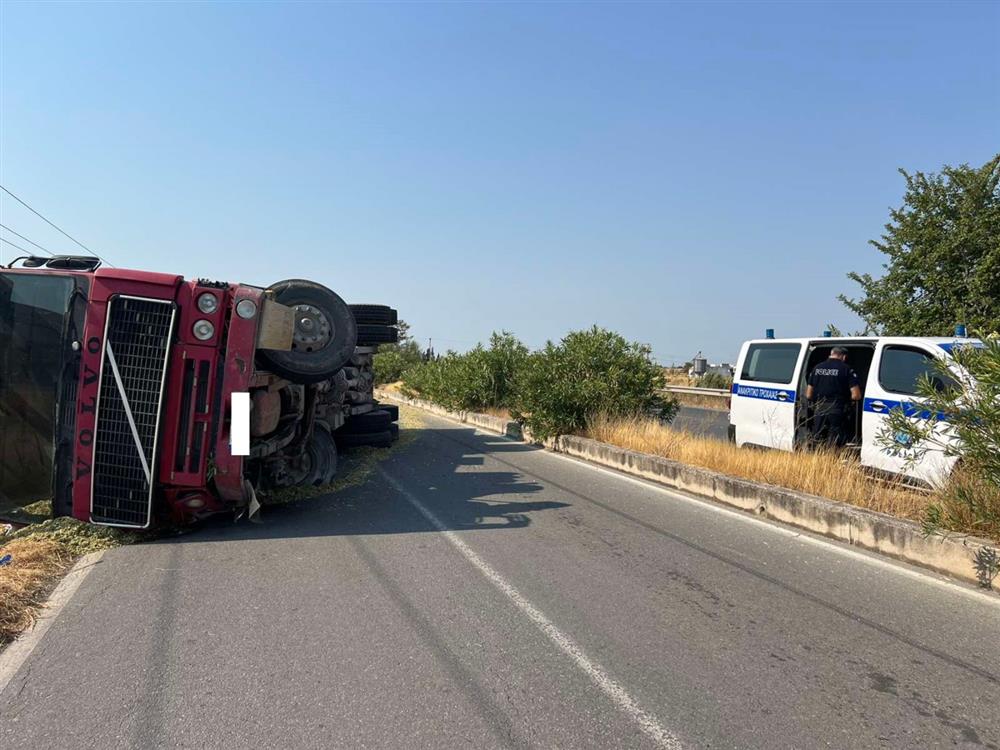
[197,292,219,314]
[236,299,257,320]
[193,319,215,340]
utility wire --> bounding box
[0,223,55,256]
[0,236,32,255]
[0,185,115,267]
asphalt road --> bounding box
[670,406,730,440]
[2,408,999,749]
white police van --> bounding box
[728,331,982,487]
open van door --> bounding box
[731,341,805,451]
[861,340,958,486]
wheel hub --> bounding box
[291,304,332,351]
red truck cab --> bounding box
[1,255,388,528]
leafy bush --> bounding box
[512,326,677,440]
[880,337,1000,543]
[373,340,423,385]
[372,320,424,385]
[401,332,528,411]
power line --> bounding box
[0,236,32,255]
[0,223,55,256]
[0,185,115,267]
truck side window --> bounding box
[740,343,801,384]
[879,346,954,396]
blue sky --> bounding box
[1,2,997,363]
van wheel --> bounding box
[256,279,357,384]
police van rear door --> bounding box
[731,340,804,451]
[861,339,958,486]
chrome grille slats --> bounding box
[91,296,176,527]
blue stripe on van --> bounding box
[731,383,796,403]
[938,341,984,353]
[862,398,949,421]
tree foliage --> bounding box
[400,332,528,411]
[372,319,423,385]
[840,154,1000,335]
[512,326,677,440]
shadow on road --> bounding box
[165,423,568,544]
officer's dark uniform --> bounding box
[807,358,860,446]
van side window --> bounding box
[879,346,954,396]
[740,343,801,384]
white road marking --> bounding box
[396,400,1000,608]
[0,550,105,698]
[377,468,684,750]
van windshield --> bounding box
[0,272,82,513]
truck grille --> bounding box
[91,296,176,527]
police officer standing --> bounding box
[806,346,862,447]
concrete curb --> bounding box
[375,389,997,588]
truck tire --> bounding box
[389,422,399,440]
[356,324,398,346]
[256,279,357,384]
[311,427,339,484]
[349,304,398,326]
[342,409,392,434]
[334,430,394,449]
[375,404,399,422]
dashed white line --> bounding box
[377,467,684,750]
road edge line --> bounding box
[0,549,106,697]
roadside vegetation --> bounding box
[840,153,1000,336]
[585,414,934,524]
[879,337,1000,544]
[396,326,678,440]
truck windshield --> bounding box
[0,272,81,513]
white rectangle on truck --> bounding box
[231,392,250,456]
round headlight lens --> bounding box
[193,319,215,341]
[236,299,258,320]
[197,292,219,314]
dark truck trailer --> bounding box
[0,255,398,528]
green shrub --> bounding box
[511,326,677,440]
[880,337,1000,543]
[401,332,528,411]
[373,340,423,385]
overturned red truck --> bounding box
[0,255,399,528]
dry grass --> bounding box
[585,414,933,522]
[0,537,72,644]
[1,517,141,646]
[662,370,694,386]
[671,392,730,411]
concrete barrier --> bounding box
[375,389,997,588]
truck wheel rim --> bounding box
[291,304,332,352]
